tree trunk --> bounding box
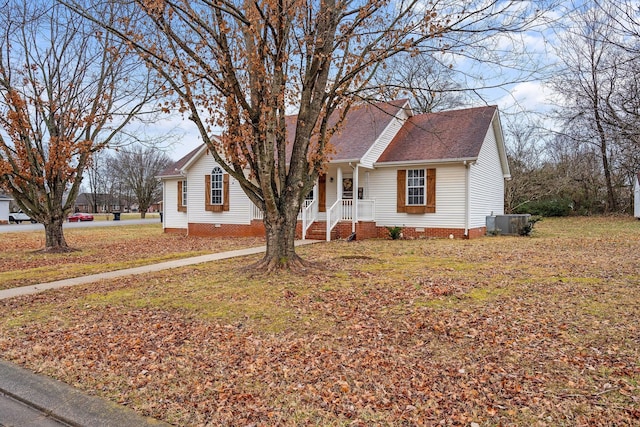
[593,107,617,212]
[140,211,146,219]
[254,205,306,271]
[43,217,71,252]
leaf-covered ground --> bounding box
[0,224,263,290]
[0,217,639,426]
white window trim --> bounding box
[181,180,187,207]
[406,168,426,206]
[211,167,224,205]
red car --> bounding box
[68,212,94,222]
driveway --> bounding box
[0,218,162,233]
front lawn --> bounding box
[0,217,639,425]
[0,224,263,290]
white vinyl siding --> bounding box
[186,151,252,224]
[360,107,410,168]
[370,165,466,228]
[163,178,188,229]
[634,175,640,218]
[469,127,505,228]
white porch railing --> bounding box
[301,199,317,239]
[251,203,263,220]
[252,198,316,222]
[325,199,376,241]
[254,198,374,241]
[326,199,343,241]
[341,199,353,220]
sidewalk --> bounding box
[0,239,320,426]
[0,240,319,300]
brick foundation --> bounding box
[188,221,266,238]
[375,225,485,240]
[170,220,486,240]
[164,227,187,234]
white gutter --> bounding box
[374,157,478,168]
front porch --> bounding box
[251,198,376,241]
[250,163,378,241]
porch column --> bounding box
[337,167,343,200]
[352,164,359,233]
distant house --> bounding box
[75,193,126,213]
[634,172,640,219]
[158,100,511,240]
[0,193,12,225]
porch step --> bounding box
[304,221,337,240]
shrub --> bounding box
[386,226,402,240]
[514,199,572,217]
[519,216,542,236]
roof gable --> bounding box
[158,144,206,178]
[286,99,410,162]
[377,105,498,163]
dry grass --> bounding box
[0,224,263,290]
[0,216,639,426]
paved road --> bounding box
[0,218,161,233]
[0,391,67,427]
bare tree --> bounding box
[108,146,172,218]
[66,0,556,269]
[504,120,548,213]
[372,53,466,113]
[84,150,110,213]
[0,1,156,251]
[549,2,624,212]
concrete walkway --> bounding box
[0,239,320,300]
[0,239,321,426]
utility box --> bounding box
[486,214,531,236]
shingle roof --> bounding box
[161,102,499,171]
[157,144,204,178]
[377,105,498,163]
[286,99,409,161]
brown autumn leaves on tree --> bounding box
[0,1,155,251]
[63,0,553,270]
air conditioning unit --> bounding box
[486,214,531,236]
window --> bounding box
[210,167,223,205]
[397,168,436,214]
[305,188,314,201]
[407,169,425,205]
[177,180,187,212]
[205,167,229,212]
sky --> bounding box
[156,0,589,161]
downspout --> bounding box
[350,163,358,233]
[464,161,470,238]
[162,179,166,232]
[181,171,189,236]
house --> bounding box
[74,193,127,213]
[0,193,12,225]
[158,100,511,240]
[634,172,640,219]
